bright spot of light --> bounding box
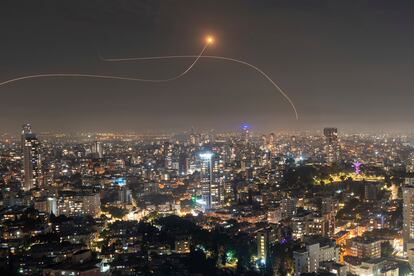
[199,152,213,159]
[206,36,214,44]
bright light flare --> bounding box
[206,36,214,44]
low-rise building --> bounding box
[346,236,381,259]
[344,256,398,276]
[293,236,339,275]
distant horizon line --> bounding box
[2,128,414,137]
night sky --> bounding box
[1,0,414,133]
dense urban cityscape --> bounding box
[3,1,414,275]
[1,124,414,275]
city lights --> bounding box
[0,1,411,275]
[199,152,213,159]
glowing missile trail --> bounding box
[101,54,299,120]
[0,35,298,119]
[0,37,212,87]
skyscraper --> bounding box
[199,151,221,210]
[268,132,275,152]
[91,141,103,158]
[323,127,339,164]
[241,124,250,144]
[257,230,269,266]
[403,178,414,251]
[119,186,132,204]
[21,124,42,191]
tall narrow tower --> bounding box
[323,127,339,164]
[241,123,250,144]
[257,230,269,266]
[403,178,414,251]
[199,151,220,210]
[92,141,104,158]
[21,124,41,191]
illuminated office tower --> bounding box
[34,197,58,215]
[261,135,267,148]
[323,127,339,164]
[281,197,297,218]
[403,178,414,251]
[268,132,275,151]
[92,141,103,158]
[21,124,42,191]
[199,151,221,210]
[257,230,269,266]
[47,197,58,215]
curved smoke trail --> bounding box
[0,44,298,120]
[101,55,299,120]
[0,44,209,87]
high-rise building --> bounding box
[33,197,58,215]
[199,151,221,210]
[119,186,132,204]
[241,124,250,144]
[47,197,58,215]
[407,152,414,173]
[281,197,297,218]
[322,197,339,215]
[179,153,190,175]
[257,230,269,266]
[57,191,101,217]
[323,127,339,164]
[408,243,414,270]
[306,215,331,237]
[21,124,42,191]
[269,133,275,146]
[403,178,414,251]
[91,141,103,158]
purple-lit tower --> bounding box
[353,161,362,174]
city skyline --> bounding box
[1,119,410,275]
[2,2,414,275]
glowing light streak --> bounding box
[0,35,299,120]
[102,54,299,120]
[0,42,210,87]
